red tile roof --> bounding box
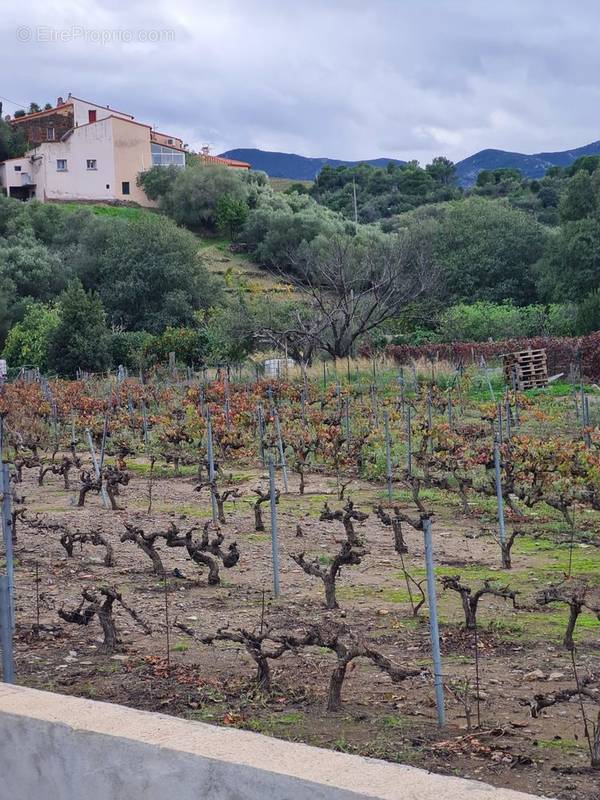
[10,103,73,123]
[196,154,251,168]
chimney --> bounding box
[57,96,64,106]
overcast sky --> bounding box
[1,0,600,163]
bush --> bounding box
[384,332,600,382]
[576,290,600,335]
[110,330,157,371]
[151,326,209,366]
[431,198,548,305]
[242,192,347,271]
[436,301,577,342]
[159,165,250,231]
[216,194,249,238]
[74,212,220,332]
[2,303,60,371]
[137,166,180,201]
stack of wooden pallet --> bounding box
[502,347,548,390]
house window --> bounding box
[167,139,173,144]
[150,143,186,167]
[106,184,110,189]
[47,127,55,141]
[121,181,130,195]
[56,159,67,171]
[86,159,97,170]
[14,166,21,172]
[88,109,97,123]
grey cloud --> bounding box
[1,0,600,163]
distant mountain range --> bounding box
[218,148,405,180]
[220,141,600,186]
[455,141,600,186]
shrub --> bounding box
[2,303,60,371]
[159,165,250,230]
[110,330,157,371]
[576,290,600,335]
[152,326,209,366]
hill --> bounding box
[218,148,405,180]
[452,140,600,186]
[221,142,600,186]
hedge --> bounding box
[383,332,600,382]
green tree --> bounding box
[560,170,596,222]
[110,330,157,371]
[430,198,547,305]
[426,156,456,185]
[2,303,60,371]
[0,237,67,301]
[0,118,27,161]
[74,213,220,332]
[48,281,111,376]
[136,165,180,201]
[575,290,600,334]
[152,326,209,365]
[216,194,249,238]
[537,214,600,301]
[567,155,600,176]
[160,165,250,230]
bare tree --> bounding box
[39,454,81,490]
[253,486,278,532]
[522,675,600,769]
[262,232,437,360]
[374,504,408,554]
[195,479,241,524]
[103,466,130,511]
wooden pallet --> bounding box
[502,348,548,390]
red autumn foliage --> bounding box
[382,332,600,381]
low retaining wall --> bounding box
[0,684,552,800]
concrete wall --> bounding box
[111,116,154,205]
[71,97,134,127]
[0,684,552,800]
[0,156,33,194]
[34,118,116,201]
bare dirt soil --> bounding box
[11,461,600,800]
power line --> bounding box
[0,93,28,110]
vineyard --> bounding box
[0,360,599,800]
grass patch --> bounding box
[62,202,147,220]
[379,714,408,730]
[272,711,304,726]
[245,533,270,544]
[535,738,585,753]
[127,461,198,478]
